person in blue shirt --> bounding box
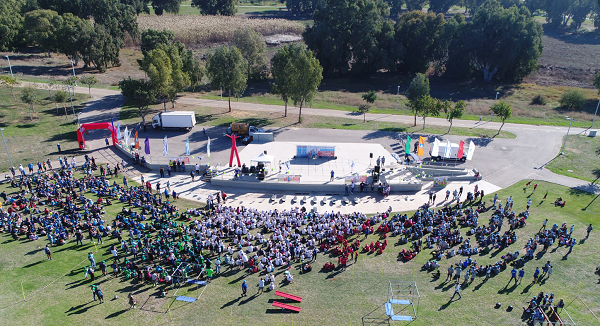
[509,267,518,284]
[241,280,248,297]
[518,268,525,284]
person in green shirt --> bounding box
[206,268,214,282]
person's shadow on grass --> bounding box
[439,299,453,311]
[520,283,533,294]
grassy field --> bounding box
[0,178,599,325]
[120,103,516,139]
[546,134,600,183]
[0,87,89,172]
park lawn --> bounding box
[546,135,600,183]
[120,103,516,139]
[0,177,598,325]
[0,87,89,172]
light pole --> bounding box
[560,118,574,155]
[5,56,13,77]
[76,113,81,128]
[491,92,499,121]
[68,86,75,117]
[0,129,13,168]
[395,86,400,115]
[591,99,600,130]
[69,60,77,85]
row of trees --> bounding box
[0,0,138,71]
[304,0,544,82]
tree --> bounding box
[394,11,447,74]
[64,76,78,92]
[406,73,430,126]
[568,0,595,31]
[46,79,56,98]
[387,0,404,18]
[206,46,248,112]
[121,0,151,15]
[232,28,268,81]
[447,2,543,82]
[445,100,465,132]
[359,90,378,122]
[79,76,98,97]
[490,100,512,133]
[416,95,440,129]
[151,0,183,15]
[182,51,204,90]
[21,85,38,121]
[142,48,172,110]
[594,72,600,94]
[119,77,158,124]
[271,44,295,117]
[191,0,237,15]
[23,9,59,57]
[53,90,69,118]
[404,0,426,11]
[559,89,587,110]
[303,0,395,77]
[0,76,20,101]
[428,0,459,14]
[288,47,323,123]
[141,29,174,55]
[0,0,24,51]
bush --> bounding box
[530,94,547,105]
[559,89,586,110]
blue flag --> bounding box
[111,117,115,136]
[116,122,121,139]
[185,137,190,156]
[144,136,150,155]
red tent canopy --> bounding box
[77,122,118,149]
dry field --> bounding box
[137,15,305,46]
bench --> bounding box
[271,195,276,202]
[275,291,303,302]
[272,301,301,312]
[343,197,350,204]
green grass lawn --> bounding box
[0,87,89,172]
[120,103,516,139]
[546,135,600,183]
[0,176,598,325]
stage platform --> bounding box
[210,141,423,192]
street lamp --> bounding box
[76,113,81,128]
[394,86,400,115]
[0,129,13,168]
[560,117,574,155]
[591,99,600,130]
[5,56,13,77]
[68,86,75,117]
[491,92,499,121]
[69,60,77,85]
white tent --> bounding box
[251,153,275,165]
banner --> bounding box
[134,131,139,149]
[124,126,129,146]
[417,136,425,156]
[278,174,301,183]
[430,138,440,157]
[169,157,190,163]
[444,139,451,158]
[185,137,190,156]
[163,136,168,156]
[466,140,475,161]
[296,145,335,158]
[145,136,150,155]
[433,177,448,188]
[116,122,121,139]
[457,140,465,158]
[345,175,367,185]
[207,136,211,158]
[405,135,411,155]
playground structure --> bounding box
[76,122,118,150]
[385,281,420,322]
[170,262,209,303]
[537,306,576,326]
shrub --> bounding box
[559,89,586,110]
[530,94,547,105]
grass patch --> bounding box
[546,134,600,183]
[0,177,598,325]
[0,87,89,171]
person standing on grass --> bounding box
[509,267,517,284]
[533,184,538,192]
[96,286,105,303]
[451,283,462,300]
[540,219,548,232]
[518,268,525,284]
[45,244,52,260]
[257,278,265,295]
[128,293,137,309]
[91,285,98,301]
[587,224,593,238]
[446,265,454,282]
[527,199,532,210]
[241,280,248,297]
[532,267,540,284]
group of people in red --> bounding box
[363,239,388,255]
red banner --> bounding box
[457,140,465,158]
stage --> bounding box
[210,141,423,192]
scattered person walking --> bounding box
[451,283,462,300]
[45,244,52,260]
[241,280,248,297]
[586,224,593,238]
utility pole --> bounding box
[395,86,400,115]
[5,56,13,77]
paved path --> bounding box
[25,83,600,196]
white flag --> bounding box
[124,126,129,146]
[430,138,440,157]
[466,141,476,160]
[207,137,211,158]
[444,139,451,158]
[163,136,168,156]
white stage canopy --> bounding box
[251,153,275,165]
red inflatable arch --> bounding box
[77,122,118,149]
